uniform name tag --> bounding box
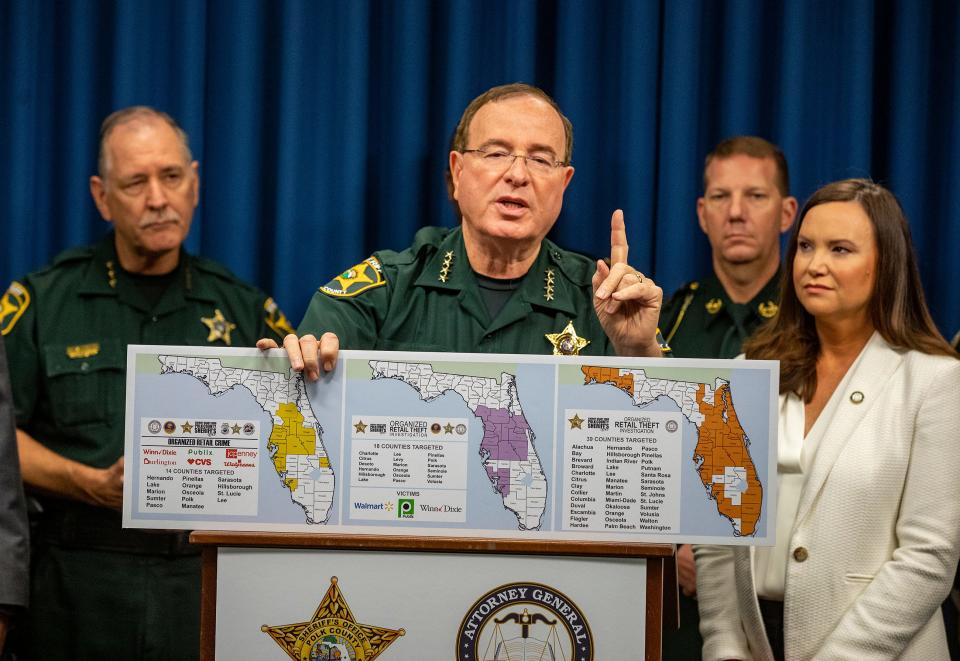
[66,343,100,359]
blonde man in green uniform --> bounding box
[659,136,797,659]
[660,137,797,359]
[0,107,293,660]
[260,83,668,374]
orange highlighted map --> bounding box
[582,366,762,536]
[581,366,634,396]
[693,383,762,536]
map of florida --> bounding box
[582,366,762,536]
[158,356,335,524]
[369,361,547,530]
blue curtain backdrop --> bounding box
[2,0,959,336]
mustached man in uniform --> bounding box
[259,83,669,375]
[659,136,797,659]
[0,107,293,660]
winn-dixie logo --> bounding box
[456,582,593,661]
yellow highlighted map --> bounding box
[269,402,329,490]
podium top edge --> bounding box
[188,531,675,558]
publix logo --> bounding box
[398,498,415,519]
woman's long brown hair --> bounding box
[743,179,957,401]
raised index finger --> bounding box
[610,209,629,265]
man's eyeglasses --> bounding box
[462,147,567,176]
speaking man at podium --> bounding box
[260,83,669,372]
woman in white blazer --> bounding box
[694,179,960,661]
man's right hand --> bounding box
[17,430,125,510]
[75,456,124,510]
[256,332,340,381]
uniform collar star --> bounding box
[438,250,455,283]
[201,309,237,346]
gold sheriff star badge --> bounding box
[568,413,584,429]
[354,420,368,433]
[201,309,237,345]
[545,320,590,355]
[262,576,404,661]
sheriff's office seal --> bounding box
[320,256,386,298]
[148,420,162,434]
[456,581,594,661]
[262,576,404,660]
[665,419,678,433]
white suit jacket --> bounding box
[695,333,960,661]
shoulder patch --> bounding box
[263,297,295,337]
[1,281,30,335]
[320,257,386,298]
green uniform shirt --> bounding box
[1,232,294,468]
[659,271,780,359]
[300,226,618,356]
[0,232,294,660]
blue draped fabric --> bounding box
[2,0,958,335]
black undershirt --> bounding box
[474,271,522,321]
[123,263,181,310]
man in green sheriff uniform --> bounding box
[0,107,293,660]
[262,83,668,374]
[659,136,797,659]
[660,137,797,360]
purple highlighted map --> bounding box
[370,361,547,530]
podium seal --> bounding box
[456,581,594,660]
[262,576,404,660]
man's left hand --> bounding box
[592,209,663,357]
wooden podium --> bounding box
[191,531,678,660]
